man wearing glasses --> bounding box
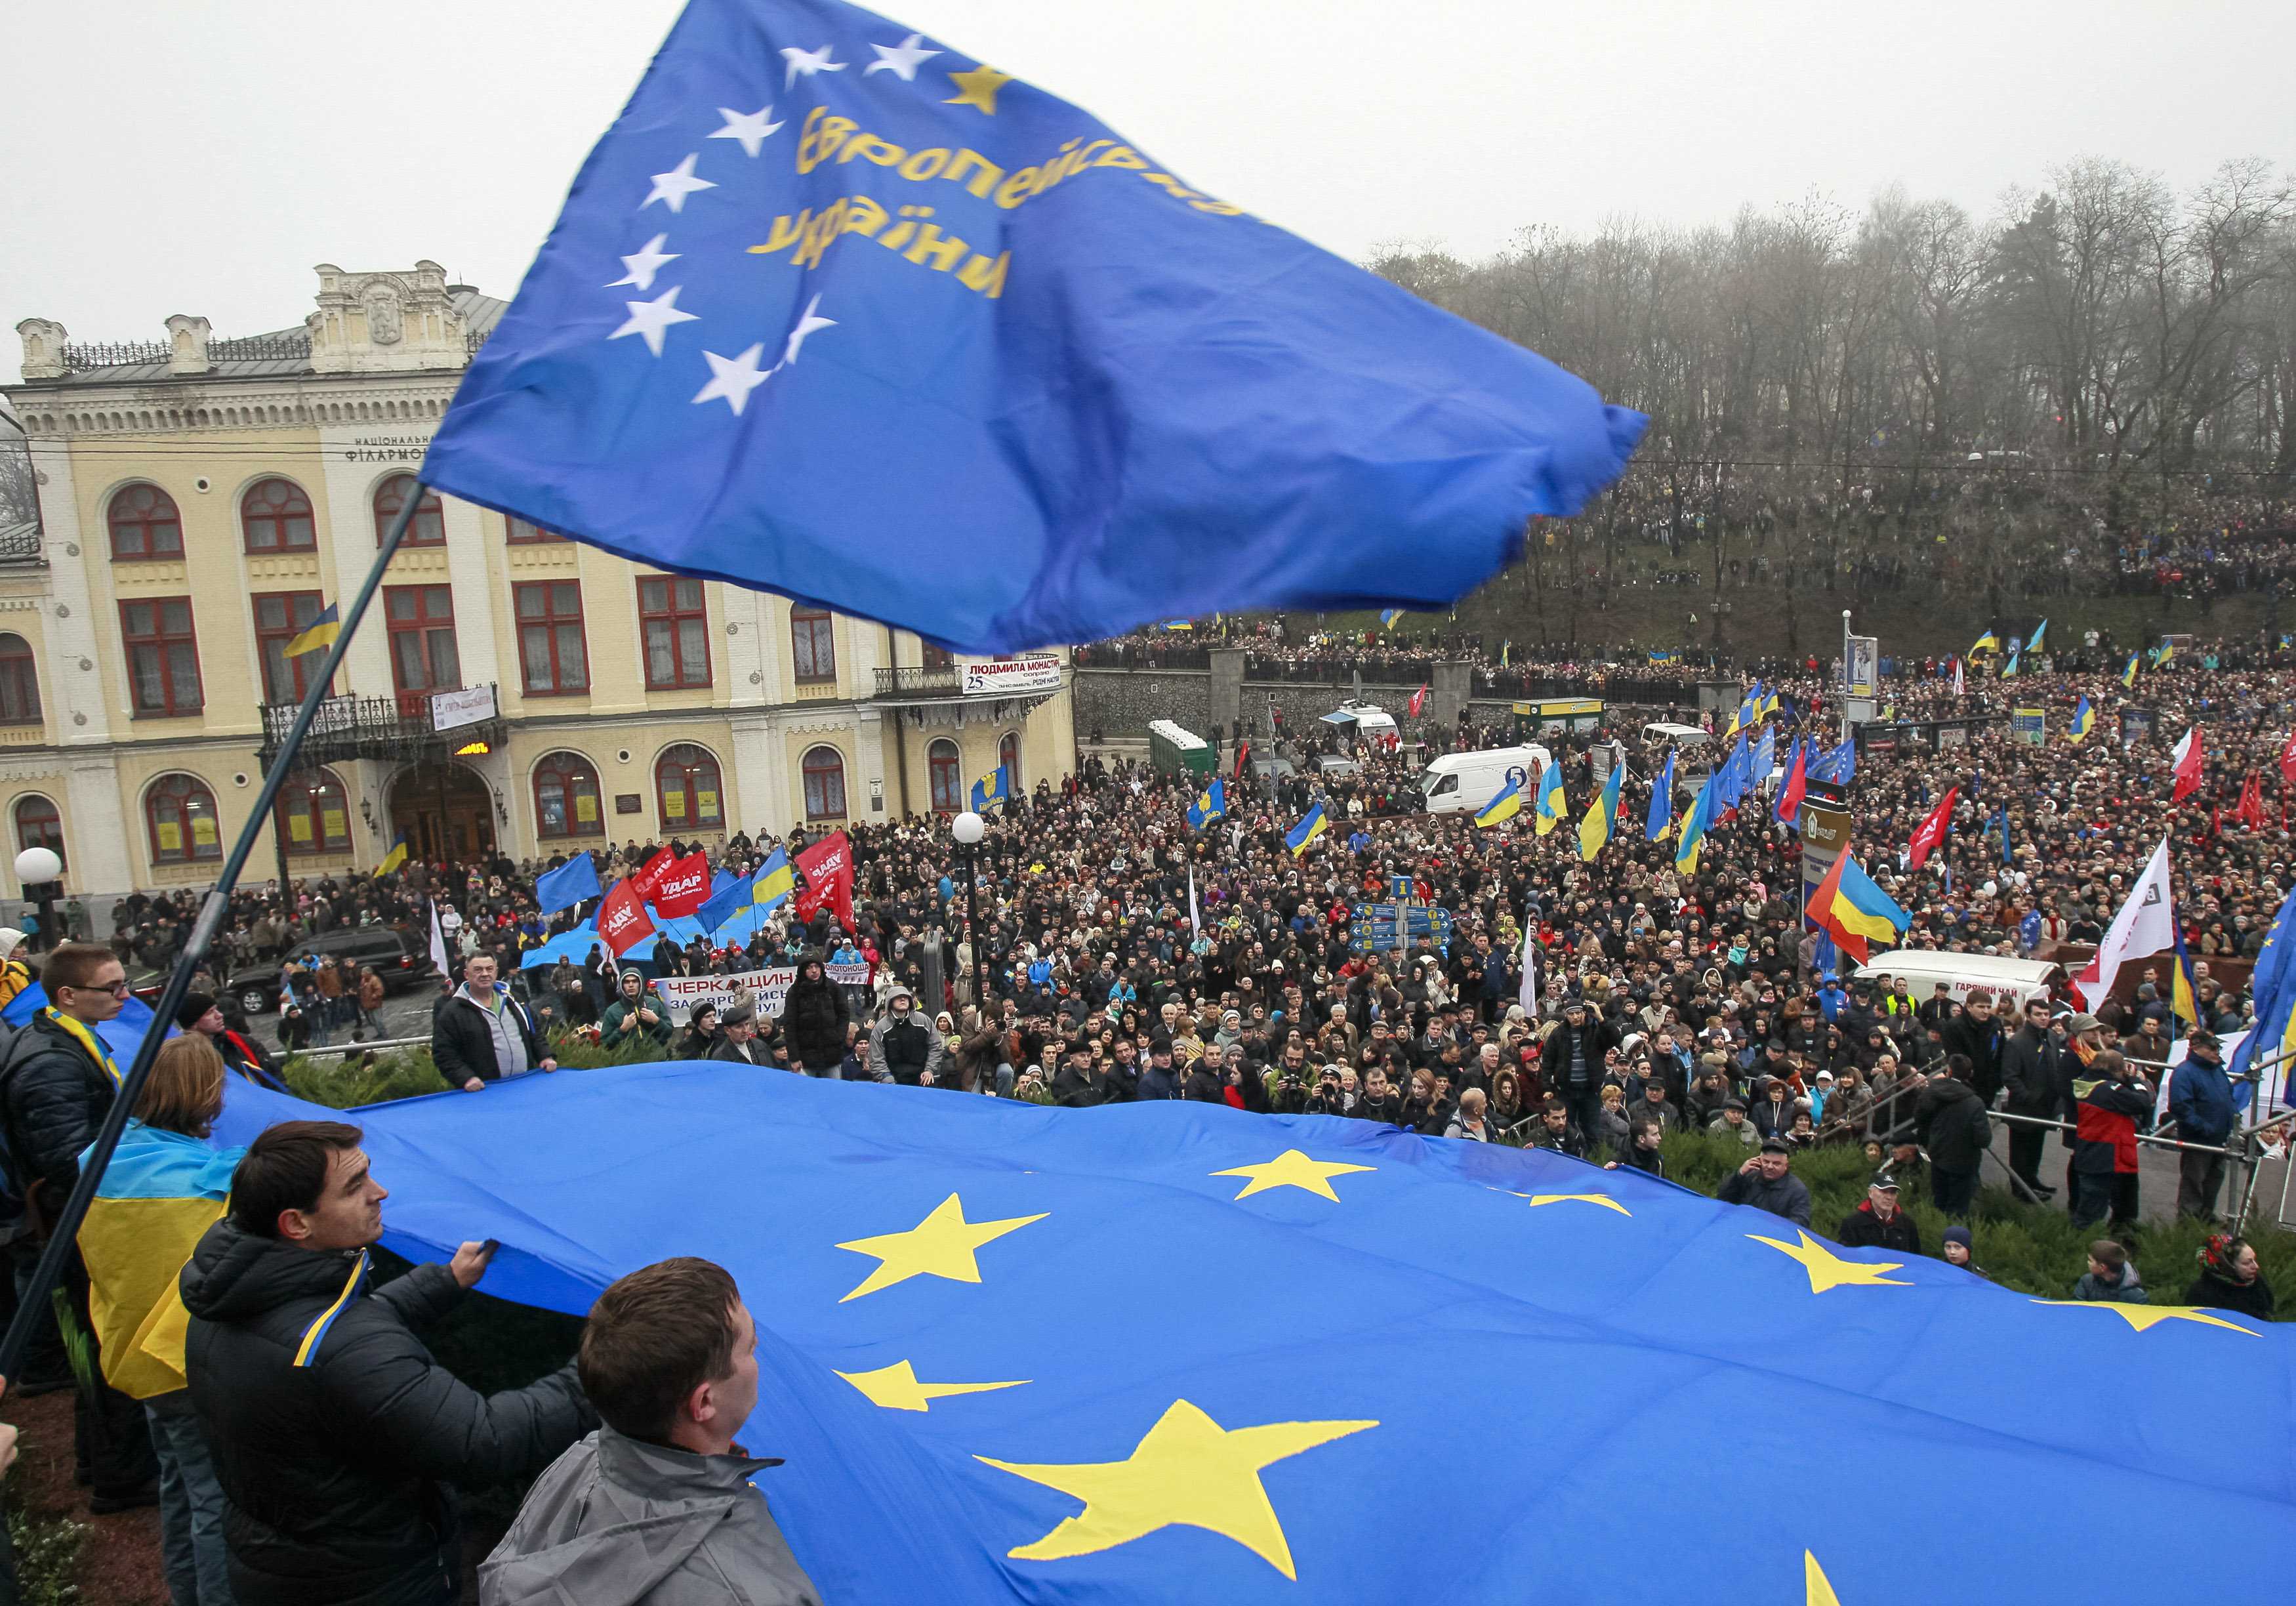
[0,942,158,1510]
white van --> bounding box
[1643,722,1714,787]
[1853,950,2065,1012]
[1321,700,1397,743]
[1420,745,1553,815]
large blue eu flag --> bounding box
[211,1067,2294,1605]
[421,0,1643,653]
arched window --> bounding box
[655,743,724,832]
[801,746,846,821]
[0,634,39,724]
[106,484,182,560]
[928,739,963,813]
[533,751,604,838]
[240,478,316,553]
[274,768,351,855]
[14,795,63,869]
[374,474,445,548]
[999,731,1021,791]
[147,773,222,864]
[791,608,836,684]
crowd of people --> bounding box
[6,630,2296,1603]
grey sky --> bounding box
[8,0,2290,347]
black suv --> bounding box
[225,926,440,1016]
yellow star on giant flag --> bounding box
[836,1359,1030,1412]
[1211,1149,1375,1202]
[1806,1550,1843,1605]
[834,1191,1047,1303]
[1748,1229,1910,1294]
[945,62,1012,114]
[1500,1189,1633,1216]
[2030,1300,2257,1336]
[977,1398,1377,1579]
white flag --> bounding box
[1187,864,1200,936]
[429,898,453,979]
[1518,915,1539,1018]
[2070,838,2175,1010]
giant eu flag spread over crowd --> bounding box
[211,1066,2294,1605]
[422,0,1644,653]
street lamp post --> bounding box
[951,810,987,1012]
[14,846,62,954]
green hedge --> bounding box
[279,1029,674,1107]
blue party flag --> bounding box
[1187,777,1227,832]
[696,864,761,935]
[418,0,1643,653]
[970,766,1014,812]
[535,852,604,914]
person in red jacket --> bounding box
[2070,1050,2154,1231]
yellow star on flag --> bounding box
[1211,1149,1375,1202]
[977,1398,1377,1579]
[836,1359,1030,1412]
[945,62,1012,114]
[834,1191,1047,1303]
[1806,1550,1843,1605]
[1511,1191,1632,1216]
[2029,1300,2256,1336]
[1748,1229,1910,1294]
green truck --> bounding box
[1148,718,1216,778]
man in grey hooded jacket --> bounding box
[480,1258,819,1606]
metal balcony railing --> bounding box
[873,666,964,697]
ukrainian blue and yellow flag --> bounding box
[2068,697,2095,745]
[1285,802,1328,857]
[2154,640,2178,667]
[1675,778,1717,874]
[1379,609,1404,630]
[1971,629,2001,659]
[283,602,340,659]
[78,1122,243,1399]
[2170,919,2200,1029]
[1187,777,1227,831]
[2026,619,2049,654]
[970,765,1013,812]
[1578,764,1624,861]
[1472,778,1523,830]
[374,834,409,878]
[754,846,797,911]
[1532,760,1566,837]
[2123,651,2142,688]
[2001,648,2019,679]
[1645,750,1675,842]
[2230,884,2296,1108]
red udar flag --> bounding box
[597,878,658,958]
[2170,726,2204,804]
[1906,785,1959,872]
[632,846,677,901]
[652,852,713,919]
[2279,730,2296,788]
[794,831,855,930]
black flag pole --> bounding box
[0,482,432,1382]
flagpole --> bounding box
[0,481,430,1382]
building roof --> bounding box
[34,287,507,388]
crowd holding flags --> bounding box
[1186,777,1228,832]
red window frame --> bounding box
[147,773,222,864]
[802,746,846,821]
[120,596,204,716]
[0,634,39,724]
[374,474,445,548]
[791,608,836,684]
[515,581,590,696]
[384,585,460,695]
[928,739,963,813]
[14,794,63,869]
[106,484,183,560]
[252,591,333,705]
[533,752,604,838]
[638,577,711,690]
[655,743,724,832]
[999,731,1021,791]
[505,516,567,545]
[239,478,316,554]
[274,768,351,856]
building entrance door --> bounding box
[389,762,495,868]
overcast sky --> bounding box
[7,0,2290,349]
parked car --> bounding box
[226,925,440,1016]
[1315,755,1362,777]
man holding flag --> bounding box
[1578,762,1624,861]
[1533,760,1567,837]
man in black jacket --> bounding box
[1938,989,2006,1103]
[1717,1138,1813,1226]
[1539,1000,1619,1149]
[0,942,158,1508]
[779,956,850,1077]
[1836,1172,1922,1254]
[430,955,554,1092]
[1916,1054,1991,1217]
[1998,997,2062,1198]
[1050,1040,1108,1107]
[182,1119,592,1606]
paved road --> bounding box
[245,977,448,1058]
